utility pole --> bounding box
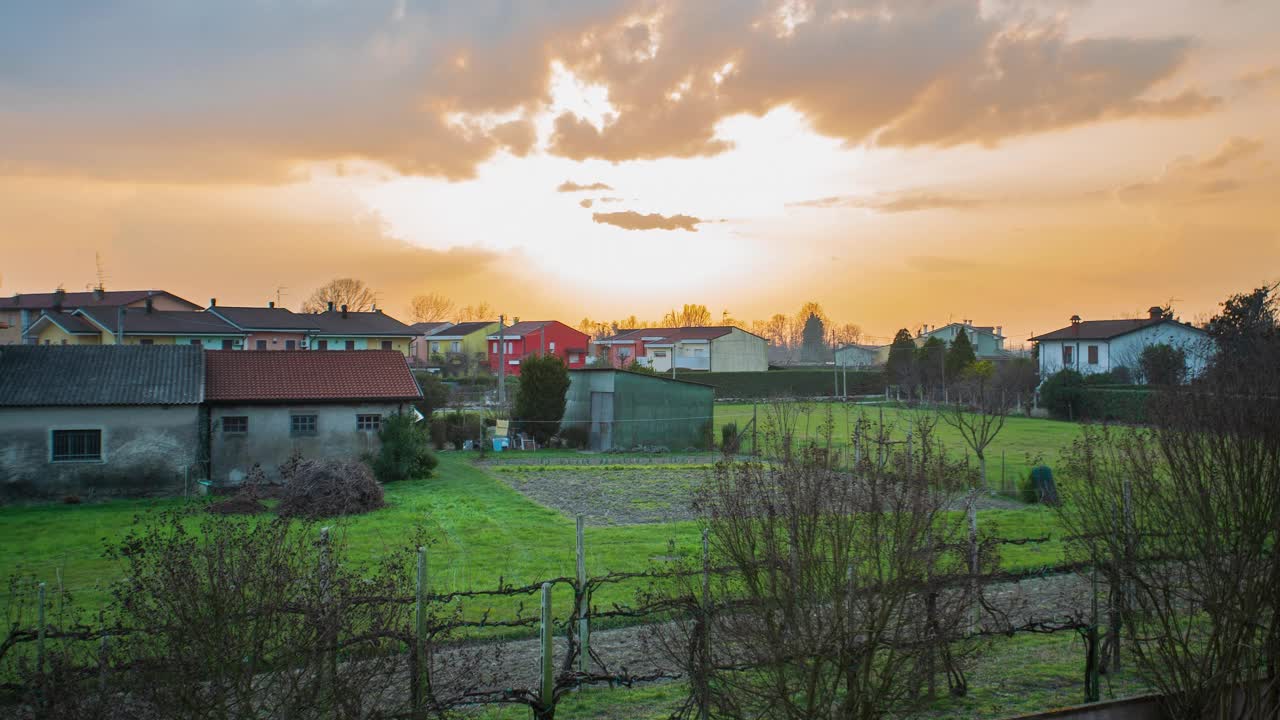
[497,315,506,409]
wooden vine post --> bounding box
[539,582,554,716]
[699,528,711,720]
[576,515,589,675]
[414,546,433,716]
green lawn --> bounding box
[715,402,1084,492]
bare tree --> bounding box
[301,278,377,314]
[827,322,863,348]
[456,301,494,322]
[662,304,713,327]
[408,293,454,323]
[654,410,982,719]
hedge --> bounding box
[671,369,885,399]
[1076,387,1152,424]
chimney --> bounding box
[145,297,154,313]
[1070,315,1081,325]
[375,308,382,314]
[268,301,274,308]
[341,304,348,318]
[327,301,335,312]
[53,288,66,312]
[92,287,104,301]
[996,325,1003,337]
[209,297,217,307]
[1148,306,1163,320]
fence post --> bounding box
[415,546,432,715]
[318,527,337,704]
[1085,566,1101,703]
[906,429,914,474]
[539,582,554,714]
[576,516,589,675]
[699,529,711,720]
[1001,449,1007,496]
[36,581,46,705]
[99,631,110,695]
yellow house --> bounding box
[424,321,499,357]
[45,306,248,347]
[24,313,103,345]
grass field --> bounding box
[715,401,1084,491]
[0,412,1117,717]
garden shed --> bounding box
[563,369,714,451]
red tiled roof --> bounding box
[204,350,422,402]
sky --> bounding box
[1,0,1277,345]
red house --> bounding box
[487,320,590,376]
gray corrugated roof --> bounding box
[0,345,205,406]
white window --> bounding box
[491,342,497,353]
[451,340,461,352]
[509,359,520,365]
[549,341,556,351]
[505,341,514,354]
[569,352,580,363]
[653,350,667,357]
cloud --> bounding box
[579,199,593,208]
[0,1,1222,180]
[789,191,983,213]
[592,211,704,231]
[1239,65,1280,93]
[557,180,614,192]
[1116,137,1266,205]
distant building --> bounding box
[206,301,321,350]
[406,321,453,366]
[0,345,205,500]
[914,322,1007,359]
[562,369,714,451]
[0,289,199,345]
[306,303,417,354]
[413,321,499,373]
[26,300,245,348]
[1030,307,1211,381]
[593,326,768,372]
[833,343,883,368]
[205,350,422,486]
[486,320,590,376]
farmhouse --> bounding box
[562,368,715,451]
[0,345,206,500]
[593,326,768,372]
[487,320,590,375]
[205,350,422,487]
[1030,307,1212,381]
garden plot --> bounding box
[492,464,1027,525]
[493,465,710,525]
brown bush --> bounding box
[206,494,267,515]
[276,459,384,519]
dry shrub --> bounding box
[206,493,267,515]
[276,459,384,519]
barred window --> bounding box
[51,429,101,462]
[290,415,318,436]
[356,414,381,431]
[223,416,248,434]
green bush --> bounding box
[1077,388,1151,424]
[721,422,740,454]
[514,354,570,445]
[1040,369,1085,419]
[414,371,451,418]
[674,369,884,399]
[370,413,438,482]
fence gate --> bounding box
[589,391,614,451]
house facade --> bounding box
[306,304,416,355]
[26,302,246,348]
[486,320,590,376]
[206,301,319,350]
[1030,308,1212,381]
[593,326,768,372]
[915,322,1007,359]
[406,321,453,366]
[411,321,497,373]
[0,289,199,345]
[562,369,714,451]
[0,345,206,500]
[205,350,422,486]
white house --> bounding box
[593,326,768,372]
[1030,307,1212,382]
[833,343,883,368]
[915,322,1007,359]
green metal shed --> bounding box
[563,369,715,451]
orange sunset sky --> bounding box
[1,0,1277,345]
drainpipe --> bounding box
[116,307,125,344]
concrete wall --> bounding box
[209,402,410,486]
[710,328,768,372]
[0,405,202,501]
[834,345,880,367]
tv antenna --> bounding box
[276,286,288,306]
[94,251,108,291]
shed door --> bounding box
[589,391,614,451]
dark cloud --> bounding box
[557,181,614,192]
[592,211,704,231]
[0,1,1222,180]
